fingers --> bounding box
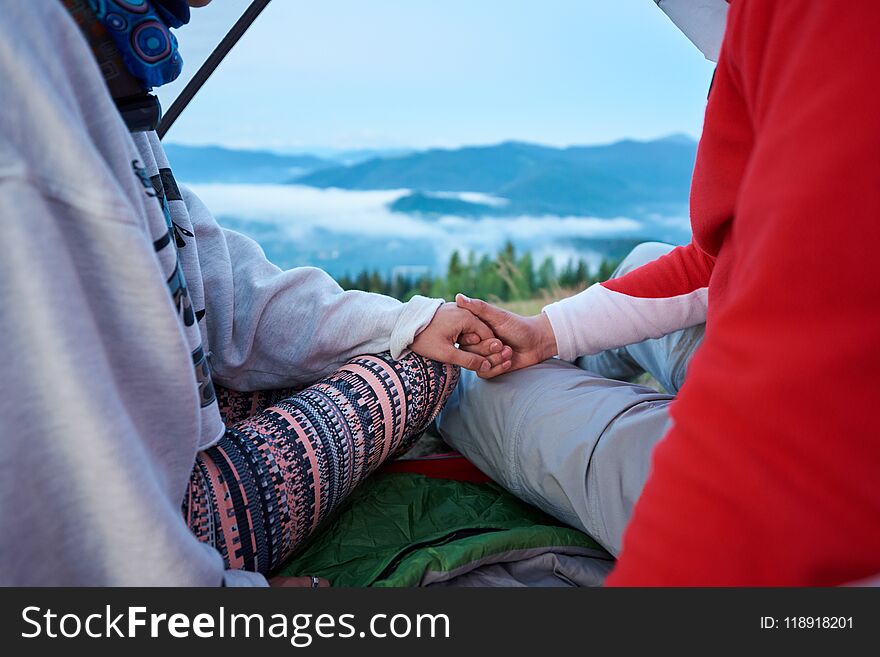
[438,344,490,373]
[459,337,512,371]
[461,342,512,369]
[456,294,506,326]
[487,345,513,367]
[477,358,514,379]
[456,293,486,313]
[459,332,482,346]
[459,337,504,356]
[460,312,494,341]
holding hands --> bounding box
[409,302,512,373]
[455,294,557,378]
[409,296,557,377]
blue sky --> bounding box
[157,0,716,152]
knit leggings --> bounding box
[184,352,459,575]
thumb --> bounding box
[437,344,489,373]
[456,294,506,327]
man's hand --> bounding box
[456,294,557,378]
[410,302,513,372]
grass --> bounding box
[495,287,581,316]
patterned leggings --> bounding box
[184,352,459,575]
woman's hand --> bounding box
[455,294,557,378]
[410,302,512,372]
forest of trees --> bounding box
[337,241,620,302]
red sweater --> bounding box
[595,1,880,585]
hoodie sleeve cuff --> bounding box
[542,284,606,361]
[542,301,578,362]
[389,295,445,360]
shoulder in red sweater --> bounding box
[608,0,880,586]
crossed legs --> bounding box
[185,352,459,575]
[436,242,704,555]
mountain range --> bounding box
[164,135,697,220]
[162,143,334,184]
[292,135,697,219]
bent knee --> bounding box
[360,351,460,387]
[616,242,675,277]
[400,352,460,399]
[394,352,461,428]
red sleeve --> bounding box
[608,1,880,586]
[601,241,715,299]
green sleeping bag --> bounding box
[277,473,613,587]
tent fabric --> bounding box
[655,0,729,62]
[277,473,612,587]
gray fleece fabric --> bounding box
[0,2,441,585]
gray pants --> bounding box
[437,242,705,556]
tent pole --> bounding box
[158,0,273,139]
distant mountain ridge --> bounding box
[292,135,697,219]
[163,143,334,184]
[164,136,698,220]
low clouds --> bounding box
[188,183,649,273]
